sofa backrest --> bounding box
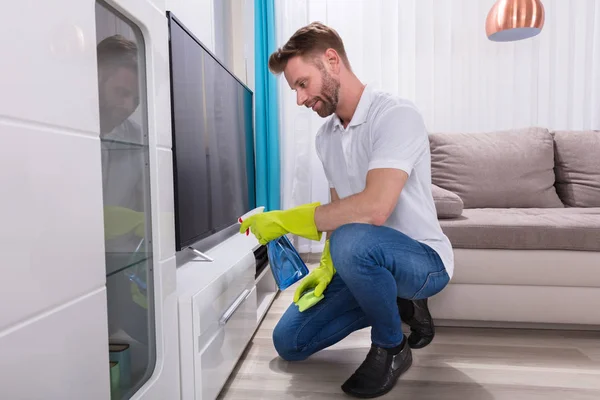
[552,130,600,207]
[428,127,564,209]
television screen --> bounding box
[167,12,256,251]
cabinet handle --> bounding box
[219,289,251,325]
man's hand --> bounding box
[294,239,335,311]
[104,206,145,239]
[239,202,323,245]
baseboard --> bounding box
[435,319,600,331]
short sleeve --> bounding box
[368,105,428,176]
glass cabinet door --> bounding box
[95,2,155,398]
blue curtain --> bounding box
[254,0,280,211]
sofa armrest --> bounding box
[432,184,464,219]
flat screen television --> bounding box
[167,12,256,252]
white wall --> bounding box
[165,0,254,90]
[227,0,256,92]
[243,0,255,92]
[166,0,215,52]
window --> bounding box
[95,2,155,398]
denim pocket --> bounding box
[411,269,450,300]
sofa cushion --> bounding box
[552,130,600,207]
[439,208,600,251]
[429,128,563,208]
[432,184,463,219]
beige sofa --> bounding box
[427,127,600,329]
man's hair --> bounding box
[97,34,138,72]
[268,22,350,74]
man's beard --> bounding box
[99,105,126,134]
[313,67,340,117]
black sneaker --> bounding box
[341,336,412,398]
[397,297,435,349]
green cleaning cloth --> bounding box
[295,289,324,312]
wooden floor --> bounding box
[218,268,600,399]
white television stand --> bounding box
[176,230,278,400]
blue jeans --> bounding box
[273,223,450,361]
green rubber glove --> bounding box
[104,206,145,240]
[239,202,322,245]
[295,289,324,312]
[294,239,336,311]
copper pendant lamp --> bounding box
[486,0,545,42]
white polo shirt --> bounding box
[315,85,454,278]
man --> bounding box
[240,22,454,398]
[97,34,146,248]
[97,34,141,139]
[97,35,151,354]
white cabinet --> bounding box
[177,230,278,400]
[196,284,257,400]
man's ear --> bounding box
[324,48,341,74]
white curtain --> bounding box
[275,0,600,253]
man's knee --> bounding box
[272,319,308,362]
[329,223,374,271]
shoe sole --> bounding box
[408,334,434,349]
[341,354,413,399]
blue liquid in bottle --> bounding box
[267,235,310,290]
